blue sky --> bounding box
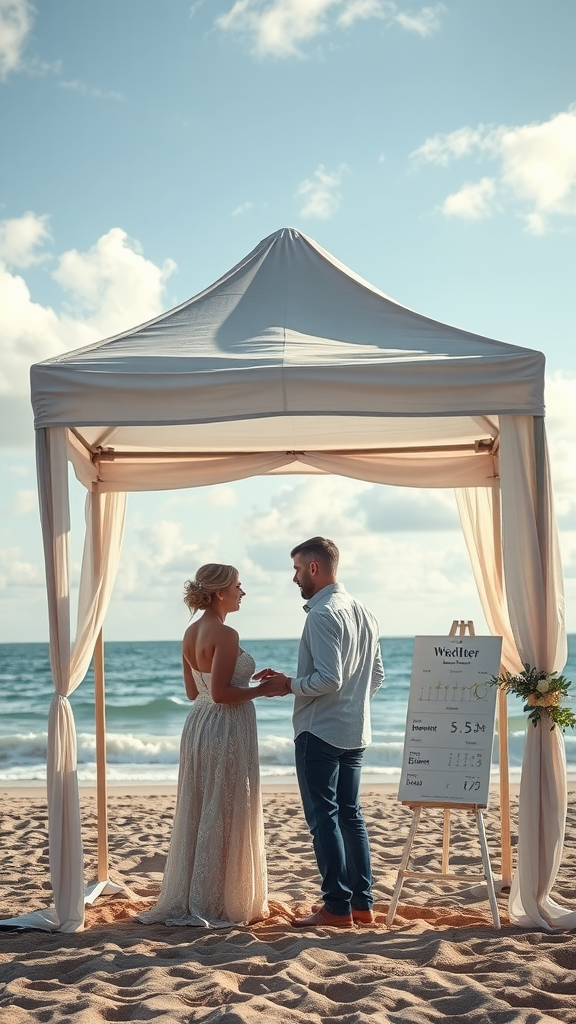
[1,0,575,642]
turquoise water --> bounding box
[1,637,575,783]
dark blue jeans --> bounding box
[294,731,373,916]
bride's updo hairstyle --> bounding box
[184,563,238,615]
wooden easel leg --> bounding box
[442,809,451,874]
[449,620,476,637]
[386,805,422,927]
[476,809,501,929]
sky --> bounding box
[0,0,575,644]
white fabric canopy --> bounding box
[23,227,569,932]
[32,227,543,438]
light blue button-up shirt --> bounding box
[291,583,384,749]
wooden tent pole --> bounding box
[94,628,109,881]
[92,488,109,882]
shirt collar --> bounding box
[302,582,344,613]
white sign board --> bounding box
[398,635,503,807]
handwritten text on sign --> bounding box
[398,635,503,806]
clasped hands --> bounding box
[253,668,292,697]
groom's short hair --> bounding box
[290,537,339,574]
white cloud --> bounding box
[246,476,371,535]
[115,520,210,598]
[412,126,487,166]
[440,177,496,221]
[232,201,254,216]
[52,227,176,332]
[522,212,548,237]
[11,488,36,514]
[217,0,338,57]
[207,486,239,507]
[499,111,576,232]
[0,264,68,397]
[59,79,126,102]
[238,476,486,631]
[545,372,576,528]
[0,546,43,589]
[296,163,348,218]
[0,0,33,80]
[355,486,459,531]
[216,0,445,58]
[394,3,445,36]
[412,107,576,233]
[336,0,383,29]
[0,220,177,442]
[0,211,52,268]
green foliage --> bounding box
[489,663,576,731]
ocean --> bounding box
[1,637,575,785]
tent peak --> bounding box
[31,228,545,431]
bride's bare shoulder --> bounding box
[182,619,200,645]
[183,616,238,655]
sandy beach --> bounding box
[1,783,576,1023]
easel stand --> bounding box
[385,801,501,929]
[387,618,504,930]
[449,619,476,638]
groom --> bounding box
[255,537,384,928]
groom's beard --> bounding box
[297,578,315,601]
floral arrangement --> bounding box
[490,663,575,731]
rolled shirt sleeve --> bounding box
[370,642,385,698]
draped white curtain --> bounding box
[457,415,573,930]
[25,428,127,931]
[68,443,497,493]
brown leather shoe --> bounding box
[351,908,375,925]
[292,906,354,929]
[312,903,374,925]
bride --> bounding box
[137,563,286,927]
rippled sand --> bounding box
[1,787,575,1023]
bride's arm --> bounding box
[182,655,199,701]
[210,626,283,704]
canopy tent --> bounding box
[21,226,571,933]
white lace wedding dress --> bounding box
[136,648,268,927]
